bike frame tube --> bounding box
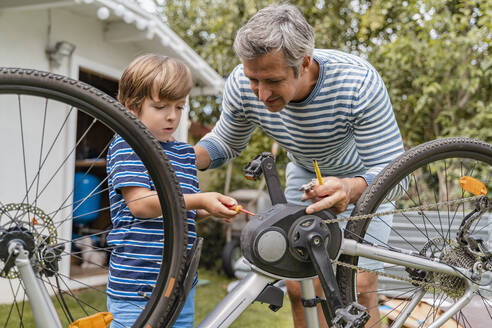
[341,239,478,279]
[13,242,62,328]
[301,279,320,328]
[197,271,275,328]
[391,287,425,328]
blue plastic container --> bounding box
[73,172,101,225]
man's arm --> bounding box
[194,145,211,170]
[196,66,257,170]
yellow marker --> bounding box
[313,160,323,185]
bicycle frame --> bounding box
[196,237,492,328]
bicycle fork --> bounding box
[10,241,62,328]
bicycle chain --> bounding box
[324,196,482,290]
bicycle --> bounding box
[0,67,490,328]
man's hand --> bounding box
[302,176,367,214]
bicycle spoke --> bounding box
[34,99,48,220]
[18,96,31,228]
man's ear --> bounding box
[300,55,311,75]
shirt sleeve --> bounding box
[351,69,405,186]
[107,138,152,192]
[197,66,257,169]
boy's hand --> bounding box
[201,192,238,220]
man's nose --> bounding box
[258,84,272,102]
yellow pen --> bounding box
[313,160,323,185]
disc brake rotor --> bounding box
[0,203,58,278]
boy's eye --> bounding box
[177,106,185,111]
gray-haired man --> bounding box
[195,4,404,327]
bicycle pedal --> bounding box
[332,302,369,328]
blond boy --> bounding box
[106,54,238,327]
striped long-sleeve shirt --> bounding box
[197,49,404,185]
[106,135,198,301]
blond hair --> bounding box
[118,54,192,115]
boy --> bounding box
[106,54,238,328]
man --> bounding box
[195,4,404,327]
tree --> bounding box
[152,0,491,193]
[357,0,491,147]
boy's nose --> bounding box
[167,108,178,120]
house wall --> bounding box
[0,7,189,141]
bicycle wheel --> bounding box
[337,137,492,327]
[0,68,188,327]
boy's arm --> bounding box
[122,187,238,219]
[121,186,160,218]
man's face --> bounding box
[136,96,185,142]
[243,51,304,112]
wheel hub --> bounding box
[0,203,58,278]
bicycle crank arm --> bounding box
[292,216,370,328]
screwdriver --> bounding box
[229,204,256,216]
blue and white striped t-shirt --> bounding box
[197,49,405,185]
[106,135,198,301]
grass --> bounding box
[195,269,293,328]
[0,269,293,327]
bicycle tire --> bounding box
[0,68,188,327]
[222,237,241,278]
[336,137,492,327]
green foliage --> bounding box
[357,0,492,147]
[196,219,226,270]
[153,0,491,190]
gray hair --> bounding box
[233,4,314,77]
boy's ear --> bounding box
[124,100,138,115]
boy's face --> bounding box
[137,96,186,142]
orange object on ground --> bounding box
[68,312,113,328]
[459,176,487,196]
